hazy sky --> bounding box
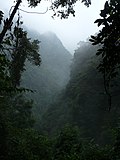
[1,0,106,54]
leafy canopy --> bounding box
[90,0,120,109]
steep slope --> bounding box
[21,31,72,124]
[41,42,120,144]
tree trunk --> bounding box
[0,0,22,44]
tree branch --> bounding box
[0,0,22,44]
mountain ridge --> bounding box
[21,29,72,124]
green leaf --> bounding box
[94,19,104,27]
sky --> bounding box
[1,0,106,54]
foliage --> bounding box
[0,93,35,159]
[0,0,91,45]
[52,125,113,160]
[53,125,81,160]
[0,1,120,159]
[24,0,91,18]
[41,41,120,145]
[0,10,3,24]
[112,127,120,160]
[0,13,41,93]
[7,128,52,160]
[0,6,41,160]
[27,0,42,7]
[90,0,120,110]
[22,31,72,127]
[0,53,12,94]
[51,0,91,18]
[9,24,41,87]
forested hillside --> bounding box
[41,41,120,144]
[21,31,72,125]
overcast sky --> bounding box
[1,0,106,54]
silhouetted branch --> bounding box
[0,0,22,44]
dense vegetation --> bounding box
[41,41,120,145]
[0,0,120,159]
[22,31,72,127]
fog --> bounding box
[1,0,106,54]
[1,1,120,156]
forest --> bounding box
[0,0,120,159]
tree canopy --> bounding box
[90,0,120,110]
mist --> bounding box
[1,0,120,159]
[1,0,106,54]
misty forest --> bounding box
[0,0,120,159]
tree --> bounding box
[0,15,41,95]
[0,11,41,160]
[9,20,41,87]
[0,0,91,94]
[53,125,82,160]
[0,0,91,44]
[51,0,91,18]
[90,0,120,110]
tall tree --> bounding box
[90,0,120,110]
[9,21,41,87]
